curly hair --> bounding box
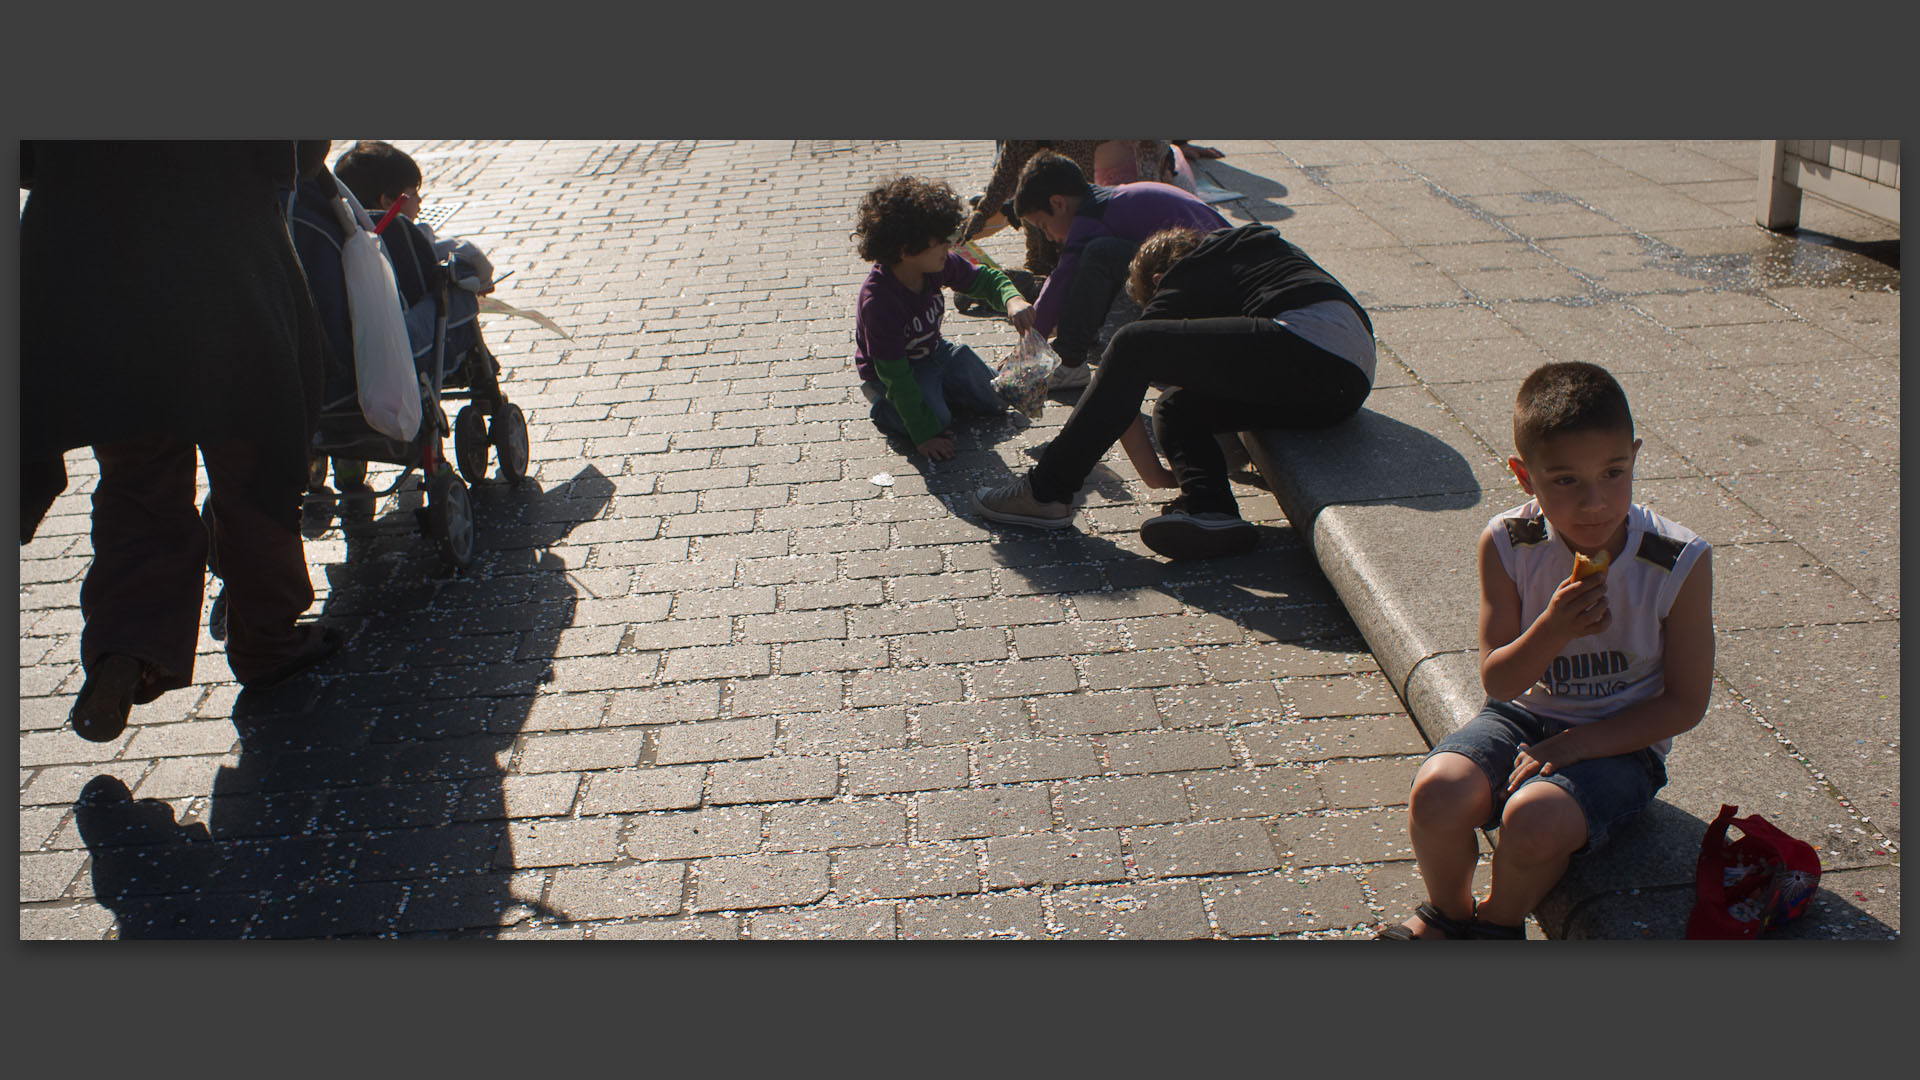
[1513,362,1635,461]
[854,176,965,265]
[1126,227,1206,307]
[1011,150,1092,218]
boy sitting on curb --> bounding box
[1379,362,1715,939]
[1006,150,1228,390]
[853,177,1031,461]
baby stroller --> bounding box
[290,172,531,571]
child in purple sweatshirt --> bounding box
[853,177,1031,461]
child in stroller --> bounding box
[282,152,530,568]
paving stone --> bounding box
[578,765,706,815]
[1187,765,1325,819]
[706,755,839,805]
[766,799,908,851]
[913,787,1052,841]
[1155,681,1285,728]
[1031,690,1158,738]
[1274,808,1416,867]
[843,746,969,796]
[546,862,686,921]
[623,807,763,861]
[983,830,1127,888]
[977,658,1081,699]
[746,905,898,940]
[1058,774,1191,830]
[1128,819,1282,878]
[1282,672,1406,718]
[659,644,771,684]
[896,628,1008,666]
[899,892,1048,940]
[1103,730,1235,775]
[516,729,646,774]
[727,672,844,718]
[692,852,830,912]
[831,842,982,901]
[502,817,622,868]
[1052,880,1212,940]
[604,682,723,726]
[846,667,964,709]
[1240,716,1430,764]
[779,639,891,674]
[1315,757,1422,809]
[1070,589,1186,621]
[913,699,1031,746]
[1206,870,1374,935]
[652,717,775,765]
[977,737,1103,785]
[1011,622,1124,659]
[591,914,741,940]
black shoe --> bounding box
[240,627,343,693]
[70,654,146,742]
[1139,499,1257,560]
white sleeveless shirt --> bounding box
[1486,500,1710,758]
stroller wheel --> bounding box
[426,471,475,571]
[455,405,490,484]
[492,402,530,484]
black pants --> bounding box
[1028,317,1372,515]
[1051,236,1139,365]
[83,435,322,698]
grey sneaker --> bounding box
[972,476,1074,529]
[1140,500,1258,559]
[1045,362,1092,391]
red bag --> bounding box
[1685,804,1822,939]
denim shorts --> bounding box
[1427,699,1668,855]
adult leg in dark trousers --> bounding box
[72,435,334,741]
[1021,317,1369,556]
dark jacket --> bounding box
[1140,223,1374,333]
[20,140,330,537]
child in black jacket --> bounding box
[973,223,1377,559]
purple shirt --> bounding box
[852,251,986,443]
[1031,181,1229,337]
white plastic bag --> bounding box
[331,187,422,442]
[993,328,1058,418]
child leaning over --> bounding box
[853,177,1032,461]
[1380,361,1715,940]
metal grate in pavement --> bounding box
[577,141,698,176]
[801,140,899,157]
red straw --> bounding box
[373,200,405,235]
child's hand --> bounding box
[1540,569,1610,644]
[1008,303,1038,335]
[1507,732,1586,793]
[916,432,957,461]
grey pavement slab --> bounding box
[17,139,1897,940]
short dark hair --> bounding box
[1126,227,1206,306]
[333,140,422,209]
[1513,362,1634,460]
[1012,150,1091,218]
[853,176,964,265]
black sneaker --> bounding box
[1139,500,1257,560]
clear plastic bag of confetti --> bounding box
[993,329,1057,419]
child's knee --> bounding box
[1408,754,1492,826]
[1497,784,1588,859]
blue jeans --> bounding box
[1428,699,1668,855]
[866,339,1006,440]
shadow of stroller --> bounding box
[1193,161,1294,224]
[74,464,613,938]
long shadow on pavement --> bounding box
[74,465,613,938]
